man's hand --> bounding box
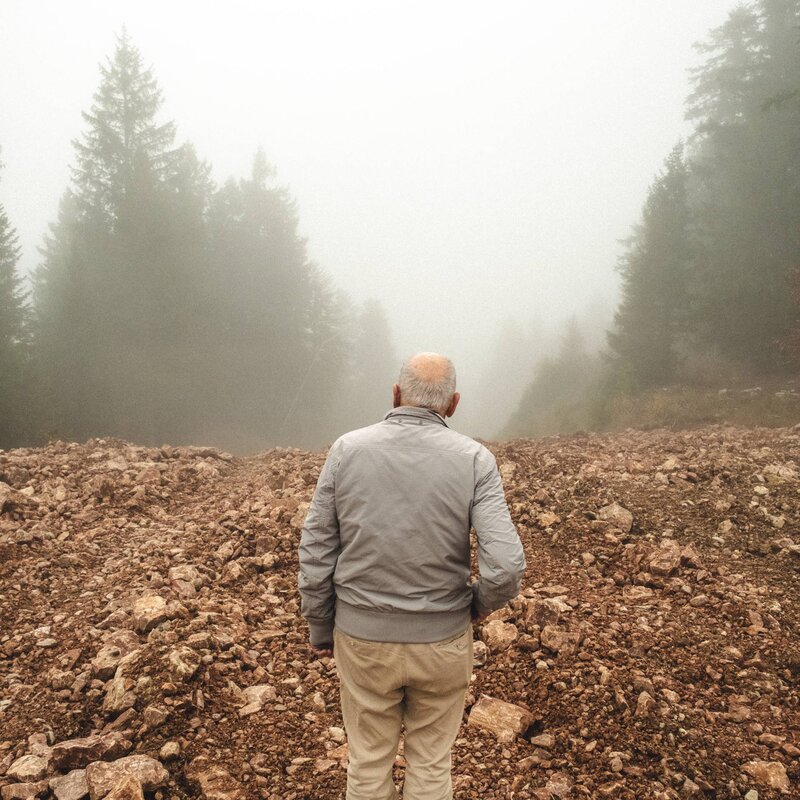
[470,603,487,625]
[311,644,333,658]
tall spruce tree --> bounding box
[204,151,348,450]
[0,155,31,448]
[72,29,177,227]
[607,144,691,387]
[35,32,207,443]
[686,0,800,370]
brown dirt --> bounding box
[0,425,798,799]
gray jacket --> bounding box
[298,406,526,646]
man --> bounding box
[298,352,526,800]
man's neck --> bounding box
[387,406,448,426]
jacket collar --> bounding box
[384,406,448,427]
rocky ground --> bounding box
[0,425,799,799]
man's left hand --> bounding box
[311,644,333,658]
[470,602,488,625]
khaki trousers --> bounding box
[333,626,473,800]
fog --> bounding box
[0,0,772,449]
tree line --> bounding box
[507,0,800,437]
[0,31,396,452]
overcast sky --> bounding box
[1,0,736,434]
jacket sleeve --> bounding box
[298,440,342,647]
[470,451,527,616]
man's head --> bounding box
[393,352,460,418]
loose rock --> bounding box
[467,695,533,742]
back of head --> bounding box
[397,352,457,415]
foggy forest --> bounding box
[1,1,797,453]
[1,3,800,799]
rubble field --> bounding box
[0,424,798,799]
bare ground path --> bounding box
[0,426,798,798]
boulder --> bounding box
[648,539,682,576]
[634,691,656,717]
[167,646,201,680]
[85,756,168,800]
[104,775,143,800]
[168,565,203,598]
[741,761,789,791]
[481,620,518,652]
[597,502,633,533]
[524,598,561,629]
[535,772,572,799]
[499,462,516,482]
[467,695,533,743]
[6,756,50,784]
[0,483,38,514]
[131,595,168,634]
[1,782,49,800]
[50,770,89,800]
[91,631,141,680]
[142,706,169,730]
[51,732,131,771]
[158,742,180,761]
[530,733,555,749]
[221,560,246,584]
[540,625,581,655]
[239,684,277,717]
[102,673,136,716]
[185,756,245,800]
[622,585,655,604]
[681,544,703,569]
[536,510,561,528]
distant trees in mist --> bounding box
[508,0,800,437]
[4,2,800,451]
[503,319,601,439]
[0,31,395,451]
[0,151,32,446]
[613,0,800,382]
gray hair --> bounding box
[398,353,457,414]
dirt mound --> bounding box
[0,426,798,798]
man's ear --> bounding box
[445,392,460,418]
[393,384,402,408]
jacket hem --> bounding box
[335,599,471,643]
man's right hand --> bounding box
[470,603,487,624]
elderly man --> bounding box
[298,352,526,800]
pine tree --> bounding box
[72,28,177,227]
[204,151,348,450]
[686,6,764,132]
[686,0,800,370]
[0,154,31,448]
[607,145,691,387]
[34,32,207,443]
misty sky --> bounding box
[1,1,736,434]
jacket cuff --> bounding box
[308,618,335,648]
[471,583,492,617]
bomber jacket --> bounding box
[298,406,527,647]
